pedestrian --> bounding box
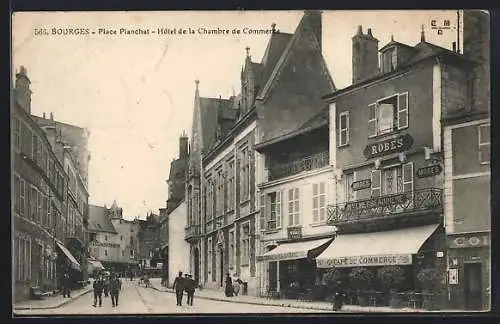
[109,273,122,307]
[233,274,243,297]
[130,269,134,281]
[186,275,195,306]
[103,273,110,297]
[93,274,104,307]
[172,271,185,306]
[333,280,346,311]
[224,273,234,297]
[62,269,71,298]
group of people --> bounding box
[224,273,244,297]
[92,270,122,307]
[172,271,196,306]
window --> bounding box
[104,249,108,256]
[268,191,282,229]
[368,92,409,137]
[206,178,214,221]
[12,117,20,151]
[207,238,212,275]
[37,191,43,224]
[37,138,42,165]
[32,134,38,161]
[288,188,300,226]
[239,146,250,202]
[120,235,123,241]
[130,249,134,258]
[479,124,490,164]
[42,195,48,226]
[15,235,31,281]
[14,175,20,213]
[229,230,235,268]
[240,223,250,266]
[371,162,413,197]
[30,187,37,220]
[216,169,224,216]
[105,235,108,241]
[227,160,235,211]
[338,111,349,146]
[21,126,32,157]
[313,182,327,222]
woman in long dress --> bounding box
[224,273,234,297]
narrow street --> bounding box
[14,280,329,315]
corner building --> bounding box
[317,26,475,308]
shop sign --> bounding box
[448,233,490,249]
[345,193,410,210]
[287,227,302,240]
[317,254,412,268]
[416,164,442,178]
[363,134,413,159]
[259,251,307,262]
[351,179,371,191]
[90,241,120,248]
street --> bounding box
[14,281,329,315]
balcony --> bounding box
[267,151,329,181]
[184,224,201,243]
[327,188,443,230]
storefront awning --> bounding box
[316,224,440,268]
[88,260,104,270]
[56,242,81,271]
[257,238,333,262]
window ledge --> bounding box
[264,229,279,234]
[239,198,251,206]
[338,144,349,148]
[310,221,328,228]
[240,263,249,267]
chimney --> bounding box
[14,65,33,114]
[303,10,322,51]
[352,26,379,84]
[179,131,189,159]
[50,112,54,120]
[43,112,46,119]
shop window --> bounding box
[312,182,327,222]
[478,124,490,164]
[368,92,409,137]
[288,188,300,226]
[338,111,350,147]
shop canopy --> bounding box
[56,242,81,271]
[87,260,105,273]
[316,224,440,268]
[257,238,333,262]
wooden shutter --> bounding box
[371,169,381,197]
[397,92,409,129]
[402,162,414,193]
[368,103,377,137]
[312,183,319,222]
[339,112,349,146]
[260,193,266,231]
[294,188,300,225]
[288,189,294,225]
[276,191,282,228]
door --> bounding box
[32,243,42,286]
[194,248,200,284]
[269,261,277,291]
[464,262,483,310]
[219,250,224,287]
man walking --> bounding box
[110,273,122,307]
[186,274,195,306]
[93,274,104,307]
[172,271,185,306]
[62,270,71,298]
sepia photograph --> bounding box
[11,9,491,315]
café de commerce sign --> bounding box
[316,254,412,268]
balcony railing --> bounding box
[327,188,443,225]
[267,151,329,181]
[184,224,201,241]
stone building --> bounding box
[138,213,161,269]
[317,24,476,308]
[12,66,71,301]
[444,10,490,311]
[88,205,120,269]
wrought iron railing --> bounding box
[184,224,201,240]
[327,188,443,225]
[267,151,329,181]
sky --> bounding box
[12,10,461,220]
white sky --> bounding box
[12,10,460,219]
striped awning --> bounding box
[56,242,81,271]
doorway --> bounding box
[269,261,277,291]
[219,249,224,287]
[194,248,200,284]
[464,262,483,310]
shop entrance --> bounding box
[464,262,483,310]
[269,261,278,291]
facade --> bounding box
[109,202,140,272]
[168,201,190,285]
[138,213,161,269]
[12,66,85,301]
[88,205,120,268]
[254,11,337,298]
[158,208,169,279]
[444,10,490,311]
[316,25,475,307]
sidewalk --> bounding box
[14,285,93,310]
[149,278,441,313]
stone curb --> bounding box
[14,287,93,310]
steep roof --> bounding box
[259,32,293,91]
[88,205,118,234]
[199,97,233,152]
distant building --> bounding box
[88,204,120,269]
[138,213,161,269]
[168,201,189,286]
[158,208,168,279]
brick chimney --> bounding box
[14,66,32,114]
[463,10,490,113]
[352,26,379,84]
[179,131,189,159]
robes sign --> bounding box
[363,134,413,159]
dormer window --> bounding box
[381,48,397,74]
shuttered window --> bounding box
[338,111,349,146]
[371,169,381,197]
[397,92,409,129]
